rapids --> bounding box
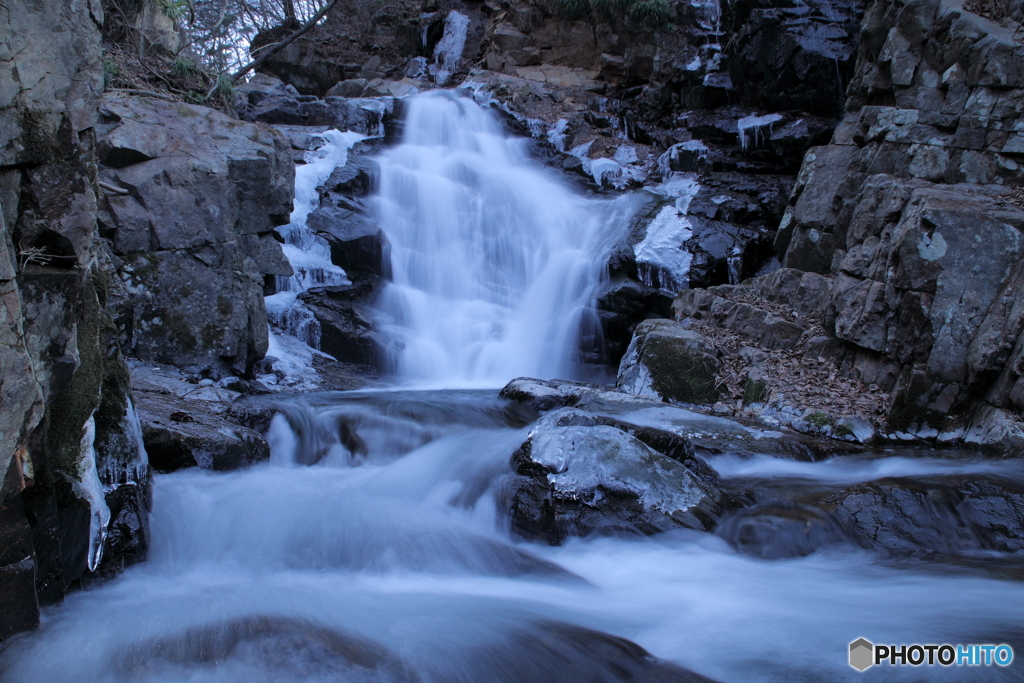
[2,94,1021,683]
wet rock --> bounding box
[617,320,720,405]
[307,203,390,282]
[716,502,856,559]
[463,620,722,683]
[821,477,1024,556]
[299,284,389,372]
[730,0,862,117]
[595,279,671,363]
[136,392,270,473]
[499,377,580,411]
[0,494,40,638]
[507,409,724,544]
[118,616,415,680]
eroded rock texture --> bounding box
[1,0,150,638]
[96,94,294,376]
[668,0,1024,448]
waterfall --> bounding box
[372,92,638,386]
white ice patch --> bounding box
[547,119,570,152]
[658,140,708,178]
[267,130,364,366]
[265,331,334,390]
[633,205,694,293]
[69,416,111,572]
[737,113,783,150]
[429,11,470,85]
[569,140,646,190]
[616,335,660,399]
[614,146,638,165]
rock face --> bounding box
[670,0,1024,447]
[235,74,399,136]
[96,93,294,376]
[506,409,724,544]
[1,0,151,637]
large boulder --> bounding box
[506,409,724,544]
[299,283,390,371]
[136,392,270,472]
[96,93,295,376]
[617,319,721,404]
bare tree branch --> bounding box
[204,0,338,99]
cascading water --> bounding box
[5,94,1023,683]
[373,92,638,385]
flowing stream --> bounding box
[2,94,1022,683]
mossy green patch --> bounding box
[742,378,767,405]
[807,412,832,427]
[643,336,720,405]
[40,275,104,505]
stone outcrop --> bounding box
[234,74,400,136]
[96,93,294,377]
[1,0,151,637]
[666,0,1024,449]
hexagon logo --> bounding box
[850,638,874,671]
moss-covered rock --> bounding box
[616,319,720,405]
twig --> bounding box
[109,87,177,101]
[99,180,131,195]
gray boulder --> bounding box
[136,392,270,472]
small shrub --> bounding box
[156,0,190,21]
[834,423,855,438]
[171,56,200,78]
[102,58,122,88]
[215,73,235,101]
[557,0,590,20]
[628,0,669,26]
[807,412,832,428]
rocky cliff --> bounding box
[673,0,1024,448]
[0,0,296,639]
[1,0,150,637]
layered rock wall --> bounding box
[1,0,149,637]
[675,0,1024,446]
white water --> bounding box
[4,93,1022,683]
[707,451,1024,485]
[4,391,1022,683]
[373,93,637,386]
